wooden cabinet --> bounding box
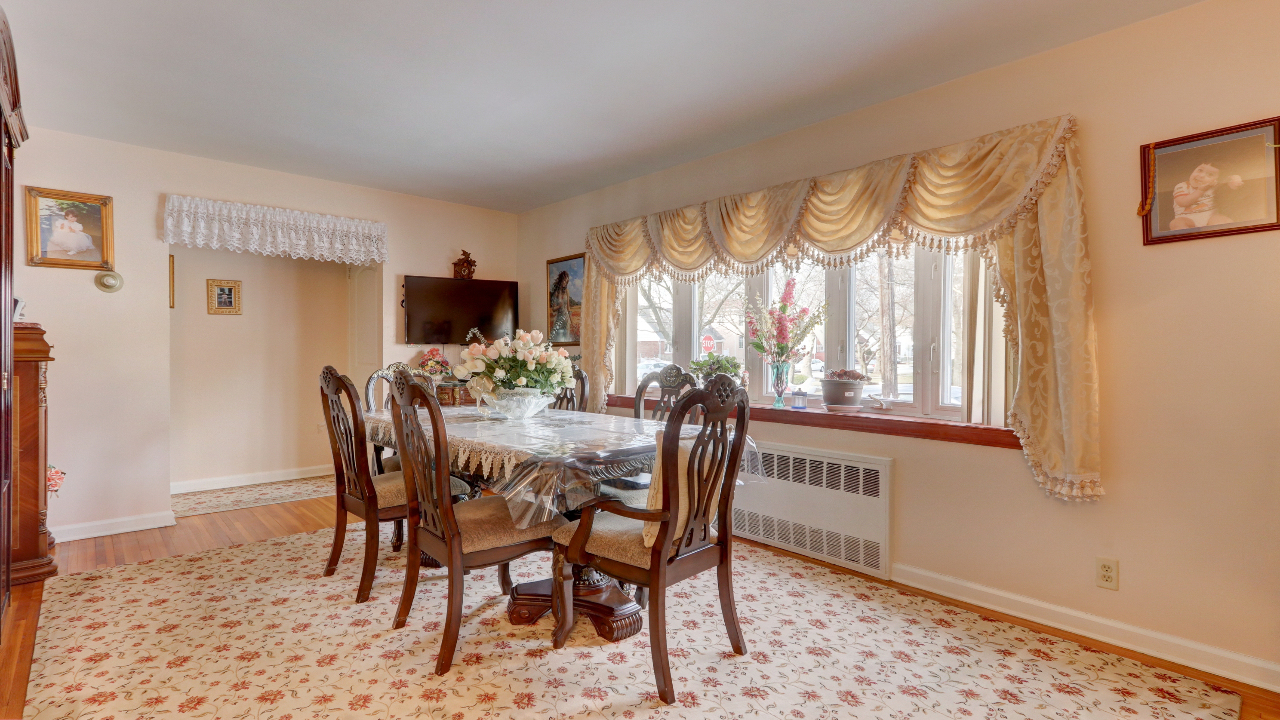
[10,323,54,584]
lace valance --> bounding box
[162,194,387,265]
[580,115,1103,501]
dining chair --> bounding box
[552,374,750,704]
[633,363,696,421]
[365,362,435,475]
[319,365,412,603]
[552,364,590,412]
[387,368,568,675]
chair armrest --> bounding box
[589,498,668,522]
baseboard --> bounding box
[892,563,1280,693]
[170,465,331,495]
[49,511,177,543]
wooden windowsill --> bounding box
[605,394,1021,450]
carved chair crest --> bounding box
[388,369,456,544]
[634,363,697,421]
[366,362,436,413]
[320,366,373,502]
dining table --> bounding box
[363,404,744,642]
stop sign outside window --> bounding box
[701,334,715,352]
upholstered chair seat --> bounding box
[455,496,566,553]
[371,472,407,508]
[551,514,715,570]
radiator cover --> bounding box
[732,441,892,578]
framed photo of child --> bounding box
[1139,116,1280,245]
[546,253,584,346]
[25,187,115,269]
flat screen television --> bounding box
[403,275,518,345]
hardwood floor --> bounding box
[1,495,1277,720]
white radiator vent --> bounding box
[734,443,891,578]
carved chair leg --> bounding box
[355,518,379,604]
[498,563,513,594]
[634,586,649,609]
[648,586,675,704]
[391,518,404,552]
[393,535,421,629]
[551,550,575,649]
[717,560,746,655]
[323,497,347,577]
[435,557,466,675]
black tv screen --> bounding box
[404,276,518,345]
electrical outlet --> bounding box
[1096,557,1119,590]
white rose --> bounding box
[468,358,486,372]
[494,368,506,379]
[485,346,501,360]
[452,365,470,379]
[531,330,543,343]
[526,360,536,371]
[515,377,527,386]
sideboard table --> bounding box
[11,322,56,584]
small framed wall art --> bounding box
[546,253,584,346]
[1139,116,1280,245]
[25,186,115,270]
[206,279,242,315]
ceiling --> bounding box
[5,1,1200,213]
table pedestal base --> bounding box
[506,567,643,642]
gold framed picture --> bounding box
[25,186,114,270]
[546,252,584,346]
[206,279,242,315]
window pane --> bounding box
[696,274,747,368]
[852,248,914,403]
[942,254,967,406]
[635,275,674,381]
[769,261,827,394]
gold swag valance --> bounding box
[581,115,1101,500]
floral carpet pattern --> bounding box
[25,525,1240,719]
[171,476,335,517]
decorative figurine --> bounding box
[453,250,476,280]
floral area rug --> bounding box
[170,476,335,517]
[25,524,1240,719]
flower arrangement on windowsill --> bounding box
[452,329,573,420]
[417,347,450,381]
[690,351,748,388]
[746,277,827,408]
[47,465,65,497]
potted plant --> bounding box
[820,368,868,412]
[689,351,745,387]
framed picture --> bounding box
[206,279,242,315]
[25,186,114,269]
[1139,116,1280,245]
[546,253,584,346]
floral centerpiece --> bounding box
[746,277,827,408]
[417,347,450,381]
[689,351,747,387]
[451,329,573,420]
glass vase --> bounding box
[770,361,791,409]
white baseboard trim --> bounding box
[892,563,1280,693]
[170,465,331,495]
[50,511,177,543]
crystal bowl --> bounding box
[479,387,556,421]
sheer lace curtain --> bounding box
[162,194,388,265]
[580,115,1101,501]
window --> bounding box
[622,248,1008,425]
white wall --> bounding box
[521,0,1280,687]
[15,128,516,539]
[169,246,349,490]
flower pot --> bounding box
[478,387,555,421]
[820,378,865,408]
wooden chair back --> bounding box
[653,374,751,564]
[319,365,375,505]
[633,364,696,421]
[388,368,459,551]
[552,364,590,411]
[366,362,436,413]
